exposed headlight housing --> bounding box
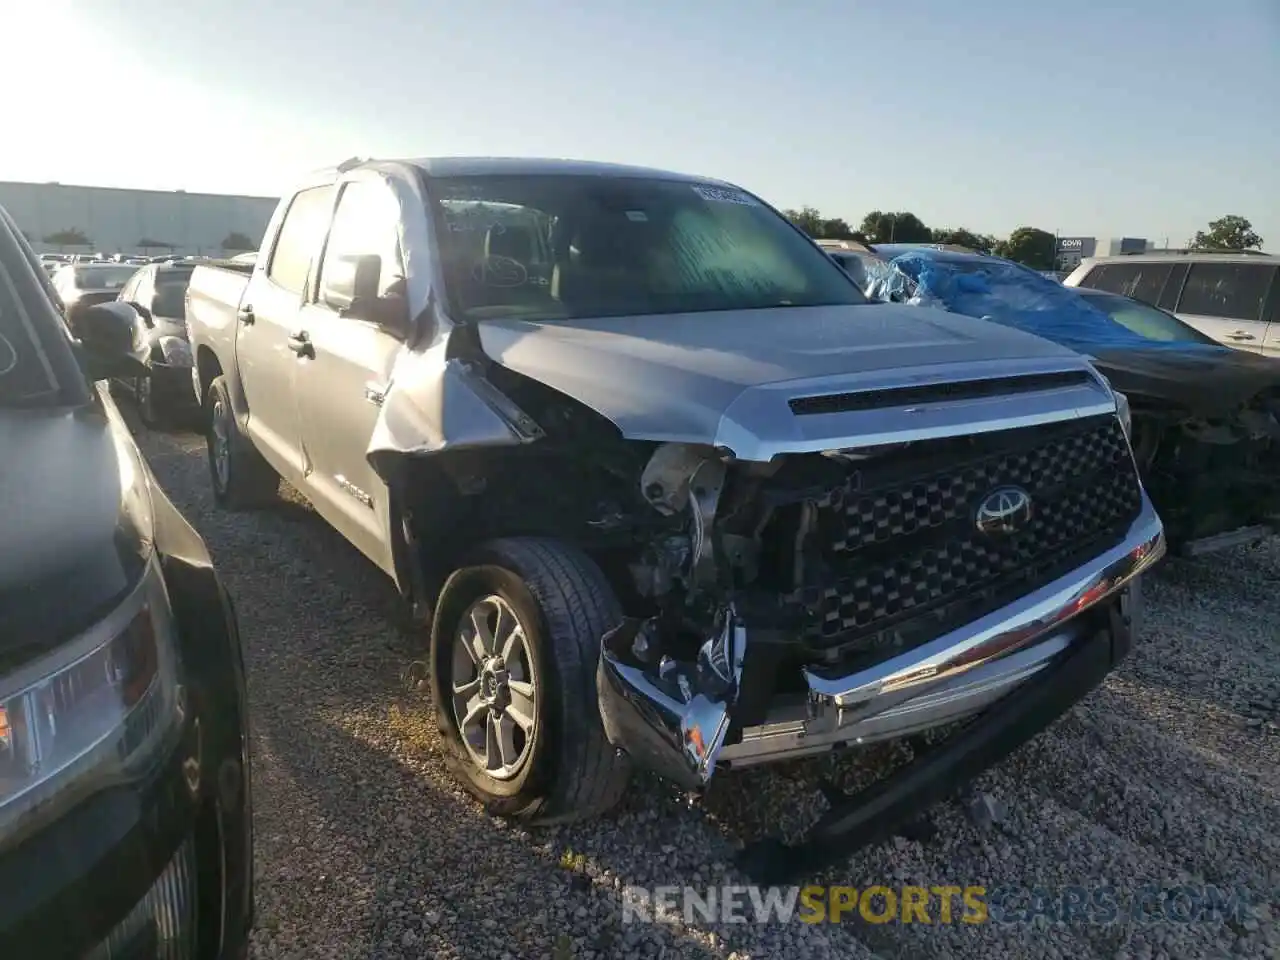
[1085,363,1132,441]
[0,556,182,843]
[1114,390,1132,440]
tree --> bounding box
[1188,215,1263,251]
[222,231,255,251]
[43,228,89,247]
[782,207,866,241]
[818,217,863,241]
[994,227,1056,270]
[931,227,996,254]
[783,206,823,237]
[138,237,174,249]
[859,211,932,244]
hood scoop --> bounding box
[789,370,1094,416]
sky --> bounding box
[5,0,1278,247]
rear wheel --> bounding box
[206,376,279,509]
[430,538,631,823]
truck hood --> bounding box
[475,303,1107,460]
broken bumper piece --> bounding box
[736,601,1137,884]
[597,612,747,791]
[598,492,1165,813]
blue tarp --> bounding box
[863,251,1227,355]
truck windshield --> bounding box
[427,175,865,322]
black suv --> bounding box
[114,261,200,427]
[0,206,253,958]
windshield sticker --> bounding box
[625,210,649,222]
[692,185,757,206]
[472,256,529,288]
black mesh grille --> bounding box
[791,415,1142,658]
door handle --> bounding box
[1225,330,1256,341]
[286,331,314,358]
[364,383,387,407]
[237,304,255,325]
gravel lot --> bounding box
[134,418,1278,960]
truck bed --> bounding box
[186,261,253,407]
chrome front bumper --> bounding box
[597,493,1165,789]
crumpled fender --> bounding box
[364,334,545,482]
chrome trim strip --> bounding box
[720,631,1077,767]
[802,492,1164,718]
[723,397,1118,461]
[715,355,1118,462]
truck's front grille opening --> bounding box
[789,414,1142,660]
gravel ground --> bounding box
[134,418,1278,960]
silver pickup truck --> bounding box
[185,158,1164,880]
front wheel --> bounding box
[430,538,631,823]
[206,376,280,509]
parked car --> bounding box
[186,157,1162,881]
[99,261,201,428]
[0,205,253,958]
[852,245,1280,554]
[1063,251,1280,357]
[50,262,141,326]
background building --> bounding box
[1055,236,1097,271]
[1055,235,1152,271]
[0,180,277,257]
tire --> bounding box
[205,376,279,509]
[430,537,631,823]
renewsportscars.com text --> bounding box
[621,884,1256,926]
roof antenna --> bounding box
[336,156,365,173]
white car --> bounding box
[1063,252,1280,356]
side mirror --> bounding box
[321,254,411,336]
[69,301,149,381]
[320,253,381,312]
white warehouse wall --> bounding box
[0,181,278,256]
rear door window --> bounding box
[152,279,189,319]
[1176,262,1276,321]
[1080,262,1176,305]
[1077,263,1125,292]
[1157,263,1189,311]
[267,186,335,294]
[1117,263,1172,305]
[118,267,144,303]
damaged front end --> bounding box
[596,443,750,789]
[1130,387,1280,554]
[596,418,1166,806]
[598,610,746,790]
